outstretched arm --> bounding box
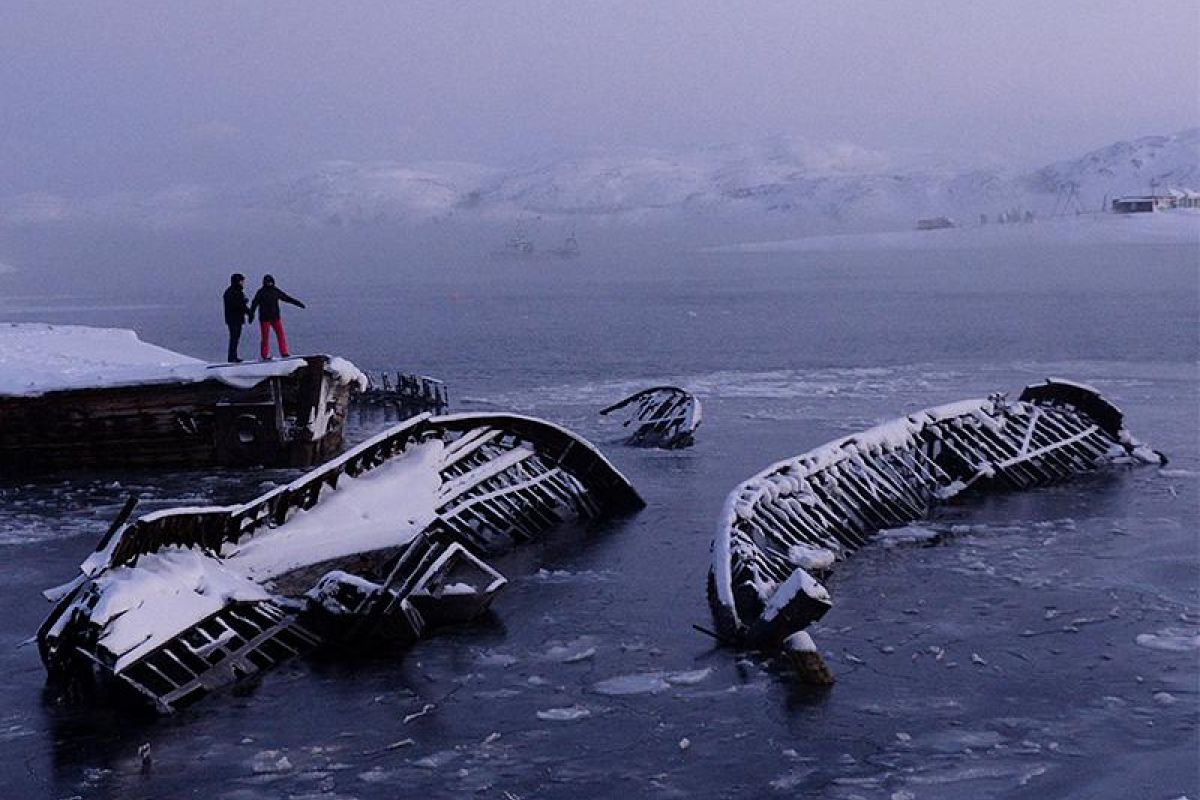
[248,292,260,320]
[280,290,306,309]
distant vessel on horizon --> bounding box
[491,224,580,260]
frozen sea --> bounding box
[0,239,1196,799]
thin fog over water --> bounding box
[0,3,1196,195]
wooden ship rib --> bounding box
[708,379,1165,680]
[37,412,644,713]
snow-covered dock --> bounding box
[708,379,1165,681]
[37,411,643,713]
[0,324,367,471]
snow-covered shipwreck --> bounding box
[708,380,1165,683]
[599,386,702,449]
[38,412,643,712]
[0,324,448,472]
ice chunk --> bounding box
[536,705,592,721]
[591,673,670,696]
[1135,629,1200,652]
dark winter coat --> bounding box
[223,285,251,326]
[249,285,305,322]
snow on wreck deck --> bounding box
[0,323,368,471]
[0,323,365,396]
[39,411,644,712]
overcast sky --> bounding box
[2,1,1197,195]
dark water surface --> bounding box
[0,243,1196,799]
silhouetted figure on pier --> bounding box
[222,273,251,362]
[249,275,306,359]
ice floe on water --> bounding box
[539,635,600,663]
[413,749,460,769]
[663,668,713,686]
[591,668,714,696]
[1135,628,1200,652]
[1159,468,1198,479]
[474,649,520,668]
[592,672,670,696]
[249,749,294,774]
[525,567,614,584]
[536,705,593,722]
[877,524,942,547]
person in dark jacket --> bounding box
[222,273,252,362]
[248,274,306,359]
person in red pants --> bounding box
[248,274,306,359]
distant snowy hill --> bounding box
[1,130,1196,232]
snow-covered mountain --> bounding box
[1,129,1196,231]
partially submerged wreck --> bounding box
[599,386,702,449]
[708,380,1164,681]
[38,412,643,712]
[0,324,367,471]
[354,371,449,418]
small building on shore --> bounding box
[1111,190,1198,213]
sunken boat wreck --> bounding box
[38,411,643,713]
[599,386,702,449]
[0,324,372,471]
[708,379,1165,682]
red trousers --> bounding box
[259,318,289,359]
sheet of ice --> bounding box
[877,524,942,547]
[591,673,671,696]
[663,668,713,686]
[1134,629,1200,652]
[535,705,592,721]
[225,440,445,582]
[589,669,715,696]
[0,323,316,395]
[539,636,601,663]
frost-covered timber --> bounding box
[599,386,702,449]
[37,412,643,713]
[708,379,1165,679]
[0,324,368,471]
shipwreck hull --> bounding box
[0,355,360,472]
[38,412,642,712]
[709,380,1164,663]
[599,386,702,449]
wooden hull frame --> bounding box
[38,412,643,712]
[708,379,1164,665]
